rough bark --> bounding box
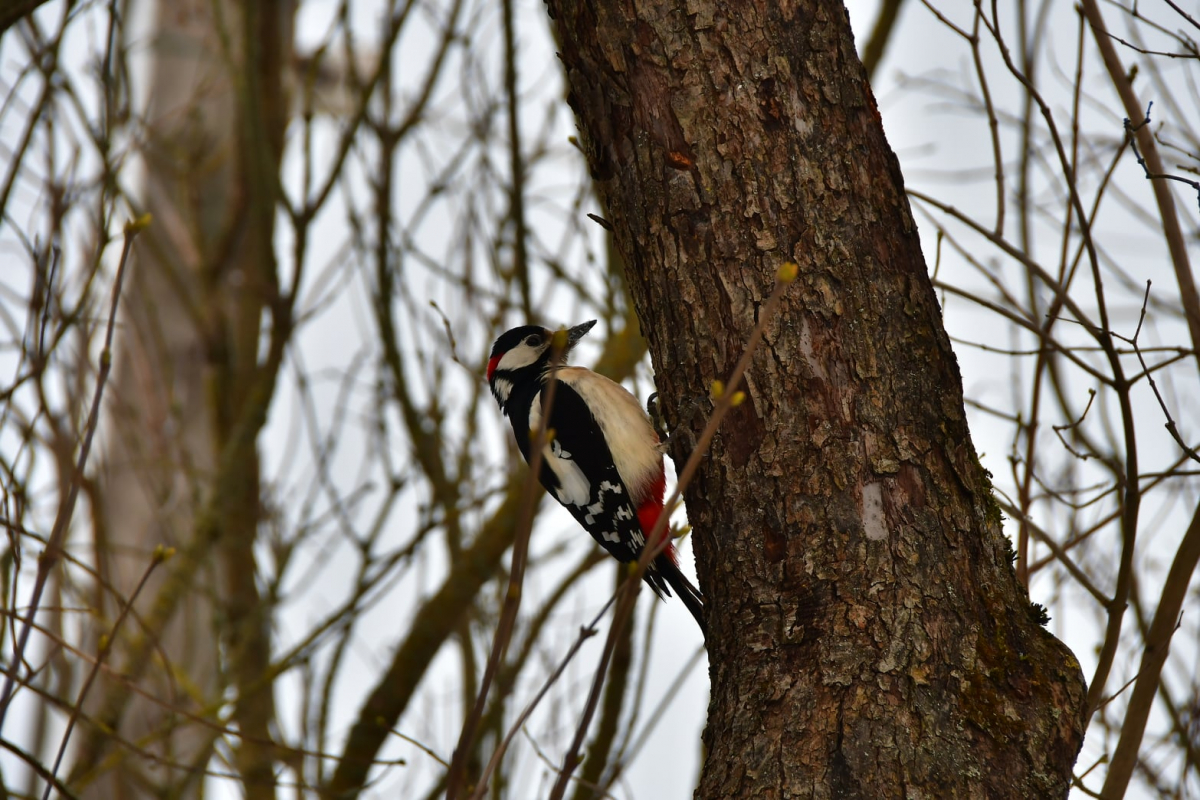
[546,1,1088,797]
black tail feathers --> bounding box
[647,554,707,639]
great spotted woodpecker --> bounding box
[487,320,706,636]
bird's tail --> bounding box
[650,552,707,639]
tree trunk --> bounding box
[73,1,292,795]
[546,1,1088,796]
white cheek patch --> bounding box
[497,342,545,373]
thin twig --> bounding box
[467,596,616,800]
[1081,0,1200,371]
[446,330,571,800]
[502,0,532,321]
[0,736,80,800]
[1110,282,1200,465]
[1051,388,1096,461]
[1124,104,1200,210]
[598,644,707,794]
[44,545,172,800]
[0,215,147,730]
[546,263,798,800]
[995,498,1108,605]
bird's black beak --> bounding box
[567,320,597,345]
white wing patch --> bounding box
[530,391,591,506]
[547,445,591,506]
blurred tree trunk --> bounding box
[71,0,293,796]
[547,0,1088,796]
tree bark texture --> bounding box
[547,1,1088,797]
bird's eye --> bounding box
[525,334,543,347]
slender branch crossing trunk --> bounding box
[546,0,1088,795]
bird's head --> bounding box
[486,320,596,406]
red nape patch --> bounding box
[486,354,502,381]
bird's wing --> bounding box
[533,380,649,564]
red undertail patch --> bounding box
[637,469,675,563]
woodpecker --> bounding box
[487,320,706,636]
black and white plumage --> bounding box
[487,320,706,636]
